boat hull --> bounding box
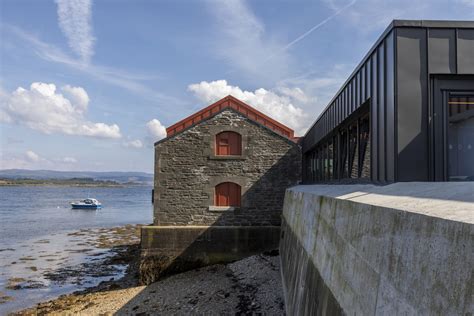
[71,204,101,209]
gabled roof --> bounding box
[165,95,297,141]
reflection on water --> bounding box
[0,186,152,314]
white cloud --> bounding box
[60,157,78,163]
[208,0,292,83]
[123,139,144,149]
[146,119,167,141]
[62,85,89,113]
[26,150,41,162]
[1,82,121,139]
[0,151,79,170]
[0,155,29,170]
[324,0,474,33]
[188,80,311,135]
[5,26,185,112]
[55,0,95,64]
[277,63,352,110]
[458,0,474,7]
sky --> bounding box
[1,0,473,173]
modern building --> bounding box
[140,95,301,283]
[302,20,474,183]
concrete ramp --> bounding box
[280,183,474,315]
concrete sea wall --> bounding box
[140,225,280,284]
[280,183,474,315]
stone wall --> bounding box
[153,109,301,227]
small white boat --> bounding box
[71,198,102,209]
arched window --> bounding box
[215,131,242,156]
[214,182,241,207]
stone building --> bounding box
[140,95,301,283]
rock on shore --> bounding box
[14,252,284,315]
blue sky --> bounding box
[1,0,473,173]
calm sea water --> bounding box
[0,185,153,248]
[0,185,153,314]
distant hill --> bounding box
[0,169,154,185]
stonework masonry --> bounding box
[153,109,302,227]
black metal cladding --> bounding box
[302,20,474,183]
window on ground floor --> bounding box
[214,182,241,207]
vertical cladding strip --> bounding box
[339,97,342,125]
[427,28,456,180]
[396,28,429,181]
[371,55,379,181]
[367,63,370,101]
[346,87,349,118]
[348,83,352,116]
[385,31,396,182]
[333,102,336,130]
[457,28,474,74]
[378,42,386,182]
[361,63,367,103]
[352,79,356,113]
[428,28,456,74]
[356,72,360,108]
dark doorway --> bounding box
[447,93,474,181]
[432,76,474,181]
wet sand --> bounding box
[15,251,284,315]
[0,225,141,314]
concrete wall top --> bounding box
[281,183,474,315]
[290,182,474,224]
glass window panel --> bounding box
[448,95,474,181]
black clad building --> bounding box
[303,20,474,183]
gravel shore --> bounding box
[14,251,284,315]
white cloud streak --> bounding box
[188,80,312,135]
[208,0,292,83]
[55,0,95,64]
[59,157,78,163]
[458,0,474,7]
[1,82,121,139]
[4,25,184,110]
[284,1,356,48]
[123,139,144,149]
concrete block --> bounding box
[281,183,474,315]
[140,225,281,285]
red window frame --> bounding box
[214,182,241,207]
[215,131,242,156]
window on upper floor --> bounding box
[215,131,242,156]
[214,182,241,207]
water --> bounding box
[0,185,153,314]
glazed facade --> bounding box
[302,20,474,183]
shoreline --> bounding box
[0,179,153,187]
[0,225,143,315]
[11,242,141,316]
[11,244,284,315]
